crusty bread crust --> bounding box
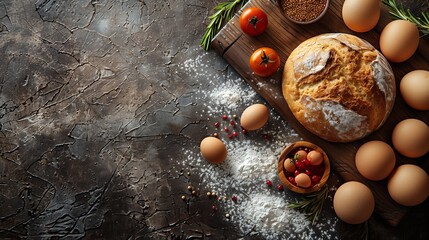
[282,33,395,142]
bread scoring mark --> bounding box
[292,48,330,81]
[321,33,373,51]
[370,55,395,103]
[320,33,342,39]
[302,96,369,141]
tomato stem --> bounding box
[259,50,276,67]
[248,16,260,30]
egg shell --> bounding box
[294,150,307,162]
[283,158,296,172]
[392,119,429,158]
[342,0,380,32]
[240,104,269,131]
[355,141,396,181]
[307,150,323,166]
[200,137,227,163]
[333,181,375,224]
[400,70,429,110]
[388,164,429,206]
[380,20,419,63]
[295,173,311,188]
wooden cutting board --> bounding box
[211,0,429,226]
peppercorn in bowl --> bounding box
[278,0,330,24]
[278,141,331,194]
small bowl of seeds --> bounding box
[278,0,330,24]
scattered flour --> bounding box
[178,49,339,239]
[208,80,256,113]
[239,193,309,236]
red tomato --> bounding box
[239,7,268,36]
[249,47,281,77]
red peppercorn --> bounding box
[288,176,296,185]
[296,162,305,171]
[242,129,248,134]
[311,175,320,184]
[233,131,238,137]
[214,122,220,128]
[303,159,311,166]
[230,120,236,127]
[224,127,229,132]
[227,133,233,139]
[211,205,217,211]
[277,184,284,191]
[222,115,228,120]
[231,196,237,203]
[266,180,272,187]
[294,170,300,176]
[305,170,311,175]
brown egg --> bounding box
[283,158,296,172]
[392,119,429,158]
[355,141,396,181]
[342,0,380,32]
[380,20,419,63]
[295,173,311,188]
[240,104,269,130]
[388,164,429,206]
[200,137,227,163]
[307,150,323,166]
[333,181,375,224]
[294,150,307,162]
[400,70,429,110]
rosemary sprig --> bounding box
[288,184,329,225]
[201,0,249,51]
[382,0,429,37]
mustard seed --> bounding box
[280,0,327,23]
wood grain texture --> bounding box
[212,0,429,226]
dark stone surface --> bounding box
[0,0,428,239]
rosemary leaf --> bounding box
[382,0,429,37]
[288,184,329,225]
[201,0,249,51]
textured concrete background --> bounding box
[0,0,428,239]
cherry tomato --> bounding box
[249,47,280,77]
[239,7,268,36]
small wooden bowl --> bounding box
[278,141,330,194]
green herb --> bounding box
[201,0,248,51]
[382,0,429,37]
[288,184,329,225]
[293,153,300,161]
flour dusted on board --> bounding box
[209,82,256,112]
[179,49,339,239]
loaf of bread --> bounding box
[282,33,396,142]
